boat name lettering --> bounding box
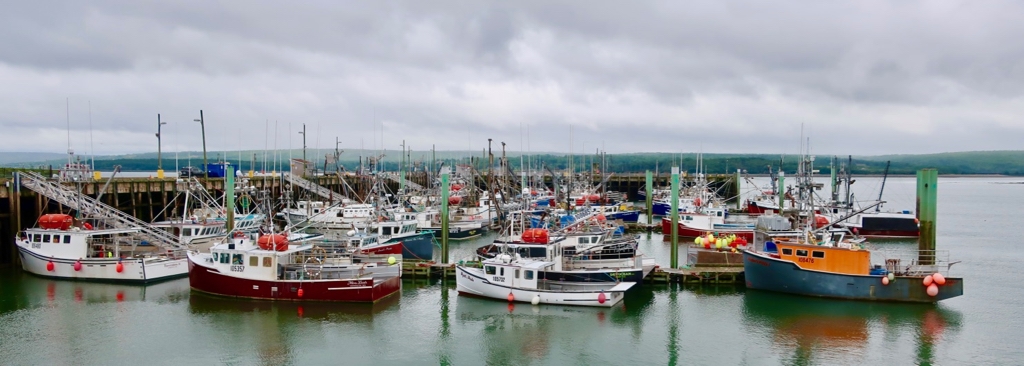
[31,243,41,249]
[230,265,245,272]
[460,271,474,281]
[798,257,815,263]
[493,276,505,282]
[349,280,369,286]
[747,258,771,267]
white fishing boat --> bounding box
[456,253,634,307]
[16,214,188,283]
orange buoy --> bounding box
[932,273,946,285]
[926,284,939,297]
[46,261,55,272]
[116,262,124,273]
[923,275,934,286]
[882,276,890,285]
[297,288,305,298]
[507,292,515,302]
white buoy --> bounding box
[531,295,541,305]
[887,272,895,282]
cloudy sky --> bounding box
[2,1,1022,157]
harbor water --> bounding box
[1,177,1022,365]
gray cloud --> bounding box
[2,0,1023,157]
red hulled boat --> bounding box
[187,233,402,302]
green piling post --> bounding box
[670,167,679,269]
[225,163,235,232]
[735,168,742,211]
[777,172,785,214]
[440,167,451,264]
[645,170,653,225]
[916,169,937,265]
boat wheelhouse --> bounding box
[456,254,634,307]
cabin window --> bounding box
[781,248,793,255]
[219,253,229,264]
[263,257,272,267]
[812,251,825,259]
[382,227,392,235]
[43,234,51,243]
[500,267,505,276]
[63,235,71,244]
[525,270,534,280]
[796,249,808,257]
[33,234,41,242]
[515,269,520,279]
[485,266,496,275]
[579,237,589,244]
[183,228,191,236]
[52,235,61,243]
[249,256,259,266]
[232,254,243,265]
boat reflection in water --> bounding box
[187,292,399,365]
[1,270,190,311]
[455,295,633,363]
[188,290,399,320]
[742,290,962,365]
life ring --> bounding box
[232,231,245,239]
[304,257,322,279]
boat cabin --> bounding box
[755,230,870,276]
[482,257,551,290]
[22,227,140,259]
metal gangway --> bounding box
[17,171,187,250]
[283,173,350,201]
[384,172,424,191]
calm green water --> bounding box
[1,177,1021,365]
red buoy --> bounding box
[597,291,607,304]
[46,261,55,272]
[507,292,515,302]
[297,288,305,298]
[116,291,125,302]
[448,196,463,205]
[73,260,82,272]
[116,262,124,273]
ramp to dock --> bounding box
[18,171,186,250]
[283,173,350,201]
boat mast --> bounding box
[876,160,891,212]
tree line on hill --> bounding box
[8,150,1024,175]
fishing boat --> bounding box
[187,233,402,302]
[16,214,188,283]
[742,228,962,302]
[456,253,634,307]
[661,206,757,241]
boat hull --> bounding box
[661,219,754,241]
[742,250,963,302]
[391,232,435,261]
[455,266,626,307]
[188,258,401,302]
[17,245,187,284]
[420,226,485,241]
[606,210,640,223]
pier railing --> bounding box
[877,249,957,276]
[17,172,187,250]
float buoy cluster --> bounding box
[924,273,946,297]
[694,233,747,251]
